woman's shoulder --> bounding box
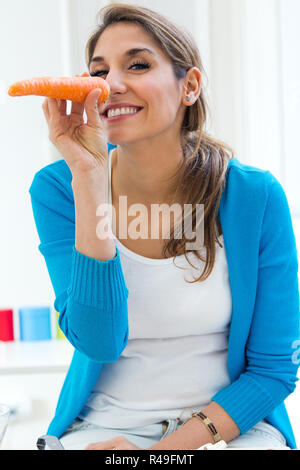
[29,158,73,204]
[221,158,293,237]
[228,157,272,180]
[225,157,281,202]
[31,158,72,186]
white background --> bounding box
[0,0,299,448]
[0,0,299,307]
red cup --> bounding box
[0,309,14,341]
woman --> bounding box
[29,3,299,450]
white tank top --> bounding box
[79,148,232,428]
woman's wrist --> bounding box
[148,402,240,450]
[187,416,216,445]
[148,416,214,450]
[71,165,107,190]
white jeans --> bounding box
[59,418,290,450]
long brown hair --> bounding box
[85,3,235,283]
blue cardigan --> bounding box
[29,144,300,448]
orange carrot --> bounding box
[7,76,110,104]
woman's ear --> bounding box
[183,67,202,103]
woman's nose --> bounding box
[105,71,127,93]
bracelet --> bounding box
[191,411,222,444]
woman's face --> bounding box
[89,22,186,145]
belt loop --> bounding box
[176,407,194,425]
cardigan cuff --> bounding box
[211,373,276,435]
[67,246,129,309]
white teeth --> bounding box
[107,107,139,118]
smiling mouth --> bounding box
[102,108,143,121]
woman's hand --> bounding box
[85,436,142,450]
[42,72,109,175]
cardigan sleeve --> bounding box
[211,172,300,434]
[29,165,129,362]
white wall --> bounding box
[0,0,65,310]
[208,0,300,220]
[279,0,300,216]
[0,0,212,309]
[1,0,299,447]
[1,0,299,311]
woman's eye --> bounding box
[130,62,151,71]
[90,71,105,77]
[90,62,150,77]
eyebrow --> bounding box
[89,48,155,66]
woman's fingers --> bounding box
[70,73,88,117]
[85,88,103,128]
[70,100,85,117]
[85,442,113,450]
[43,73,91,120]
[58,99,67,116]
[73,73,101,126]
[42,98,50,123]
[43,98,60,128]
[47,97,60,118]
[84,436,141,450]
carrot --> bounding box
[7,76,110,104]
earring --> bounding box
[186,95,191,102]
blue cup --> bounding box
[19,306,51,341]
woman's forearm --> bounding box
[148,401,240,450]
[71,169,116,262]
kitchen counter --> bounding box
[0,339,74,449]
[0,339,74,374]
